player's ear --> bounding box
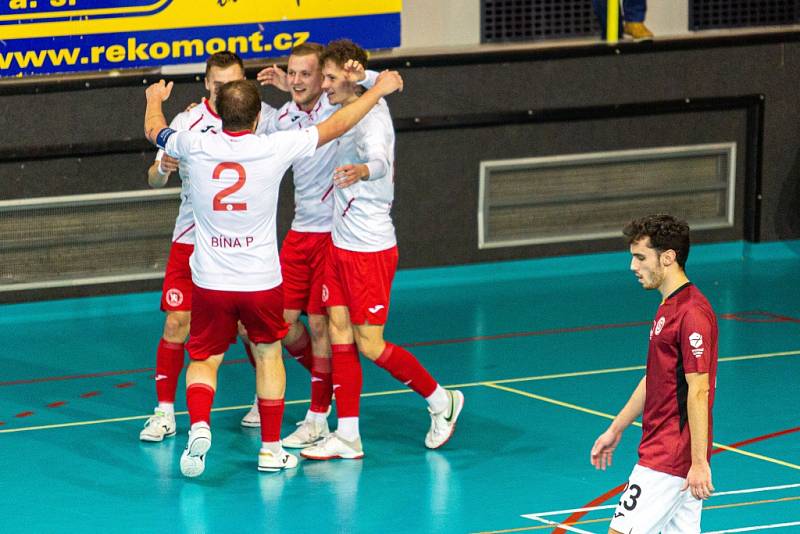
[661,249,676,267]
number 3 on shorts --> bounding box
[619,483,642,511]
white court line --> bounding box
[521,484,800,532]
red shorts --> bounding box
[186,285,289,360]
[161,242,194,312]
[280,230,331,316]
[322,244,398,325]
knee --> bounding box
[354,337,383,361]
[308,316,329,342]
[163,312,190,341]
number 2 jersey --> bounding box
[154,98,277,245]
[160,126,319,292]
[639,282,718,478]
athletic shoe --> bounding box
[240,396,260,428]
[258,448,298,472]
[139,409,176,442]
[300,432,364,460]
[282,418,330,448]
[425,389,464,449]
[623,22,654,40]
[180,424,212,478]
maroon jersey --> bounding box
[638,283,718,478]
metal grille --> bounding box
[690,0,800,30]
[478,144,736,249]
[0,190,180,290]
[482,0,599,43]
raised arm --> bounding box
[590,375,646,470]
[144,80,174,145]
[682,372,714,500]
[315,70,403,148]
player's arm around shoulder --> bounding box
[315,70,403,148]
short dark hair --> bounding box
[320,39,368,69]
[291,42,324,64]
[216,80,261,131]
[623,214,691,268]
[205,51,244,77]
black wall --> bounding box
[2,31,799,299]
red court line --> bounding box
[79,391,101,398]
[552,425,800,533]
[0,310,788,388]
[15,411,34,418]
[115,382,135,389]
[47,401,67,408]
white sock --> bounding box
[307,410,327,424]
[157,402,175,415]
[336,417,360,441]
[425,385,449,414]
[261,441,282,454]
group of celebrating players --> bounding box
[139,40,463,478]
[137,38,719,534]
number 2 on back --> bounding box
[212,162,247,211]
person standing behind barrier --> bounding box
[144,70,404,476]
[590,214,717,533]
[300,39,464,462]
[592,0,653,40]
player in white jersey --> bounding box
[300,40,464,462]
[139,52,271,443]
[236,43,378,449]
[144,70,404,476]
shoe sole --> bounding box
[180,434,211,477]
[300,451,364,461]
[257,462,298,472]
[240,419,261,428]
[426,391,465,450]
[139,430,176,442]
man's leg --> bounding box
[180,354,223,477]
[354,323,464,449]
[300,305,364,460]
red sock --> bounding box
[374,342,437,398]
[331,344,362,417]
[155,339,184,403]
[186,383,215,426]
[285,324,313,372]
[310,355,333,414]
[241,338,256,370]
[257,398,285,442]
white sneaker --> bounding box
[240,396,260,428]
[300,432,364,460]
[139,409,176,442]
[425,389,464,449]
[258,448,299,472]
[180,425,212,478]
[282,418,330,448]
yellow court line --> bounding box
[2,348,799,434]
[483,383,800,471]
[476,495,800,533]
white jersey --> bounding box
[260,71,379,233]
[332,98,396,252]
[156,98,277,245]
[162,126,319,291]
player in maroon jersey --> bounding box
[590,214,717,533]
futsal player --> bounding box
[300,40,464,461]
[144,69,404,476]
[140,51,276,442]
[590,214,717,532]
[237,44,377,451]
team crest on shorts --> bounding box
[321,284,329,303]
[166,288,184,307]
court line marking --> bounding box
[478,496,800,533]
[703,522,800,533]
[2,348,799,434]
[484,383,800,471]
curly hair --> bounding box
[623,214,691,268]
[320,38,368,69]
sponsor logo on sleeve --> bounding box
[689,332,704,357]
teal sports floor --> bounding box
[1,240,799,533]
